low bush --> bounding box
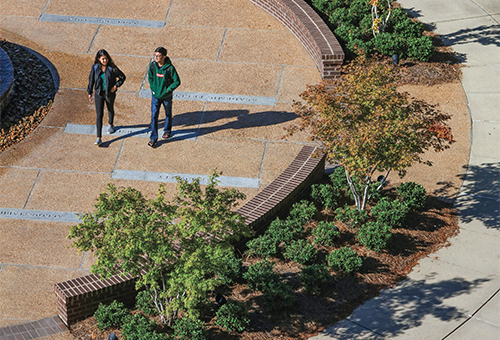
[282,239,318,265]
[329,166,350,194]
[327,247,362,274]
[396,182,427,210]
[288,200,317,225]
[217,251,243,285]
[310,183,342,210]
[94,300,128,331]
[260,280,295,311]
[246,234,279,259]
[214,300,250,332]
[268,217,302,243]
[173,317,206,340]
[121,314,166,340]
[356,221,392,251]
[312,221,340,247]
[371,197,409,228]
[243,259,279,291]
[334,205,368,228]
[299,264,330,293]
[135,290,158,317]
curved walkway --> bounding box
[313,0,500,339]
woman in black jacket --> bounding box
[87,49,126,146]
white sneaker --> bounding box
[94,138,102,146]
[107,125,115,134]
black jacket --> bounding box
[87,63,126,97]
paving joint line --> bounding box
[165,0,175,23]
[258,141,269,180]
[87,24,101,54]
[1,263,90,272]
[40,0,51,16]
[22,169,41,209]
[194,101,208,141]
[217,29,228,61]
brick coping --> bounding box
[248,0,344,78]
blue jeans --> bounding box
[150,95,172,142]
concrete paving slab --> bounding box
[0,0,46,17]
[470,121,500,159]
[41,52,94,89]
[459,156,500,199]
[473,0,500,14]
[417,227,499,276]
[0,168,39,209]
[0,17,99,54]
[23,171,111,213]
[220,29,314,66]
[461,65,500,93]
[0,128,121,173]
[446,317,499,340]
[259,142,305,185]
[277,66,323,102]
[43,0,173,22]
[0,265,89,321]
[397,0,489,23]
[166,0,286,30]
[474,289,500,326]
[198,102,298,141]
[434,16,500,67]
[42,89,96,128]
[455,193,500,232]
[467,93,500,122]
[171,59,283,97]
[116,136,266,178]
[0,220,83,269]
[105,55,150,93]
[89,25,225,61]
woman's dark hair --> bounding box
[155,47,167,56]
[94,49,116,68]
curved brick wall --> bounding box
[0,46,14,119]
[248,0,344,78]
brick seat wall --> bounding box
[248,0,344,78]
[55,145,325,326]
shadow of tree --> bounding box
[441,25,500,48]
[455,162,500,230]
[324,275,494,338]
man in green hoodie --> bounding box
[148,47,181,147]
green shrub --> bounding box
[312,221,340,247]
[173,317,206,340]
[288,200,317,225]
[396,182,427,210]
[327,247,362,274]
[260,280,295,311]
[373,32,404,56]
[356,221,392,251]
[299,264,330,293]
[311,183,341,210]
[268,217,302,243]
[94,300,129,331]
[217,251,243,285]
[136,290,158,316]
[214,300,250,332]
[371,197,409,228]
[121,314,166,340]
[243,259,279,291]
[334,205,368,228]
[406,36,434,61]
[246,234,279,259]
[329,166,350,193]
[394,18,424,39]
[282,239,318,265]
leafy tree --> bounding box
[287,55,454,210]
[68,172,251,325]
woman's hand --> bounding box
[88,94,93,102]
[111,85,117,93]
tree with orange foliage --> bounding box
[286,55,454,211]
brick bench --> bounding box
[248,0,344,78]
[54,145,325,326]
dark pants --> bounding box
[150,95,172,142]
[95,92,115,137]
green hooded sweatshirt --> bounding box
[148,57,180,99]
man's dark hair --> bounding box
[155,47,167,56]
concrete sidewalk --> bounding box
[312,0,500,339]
